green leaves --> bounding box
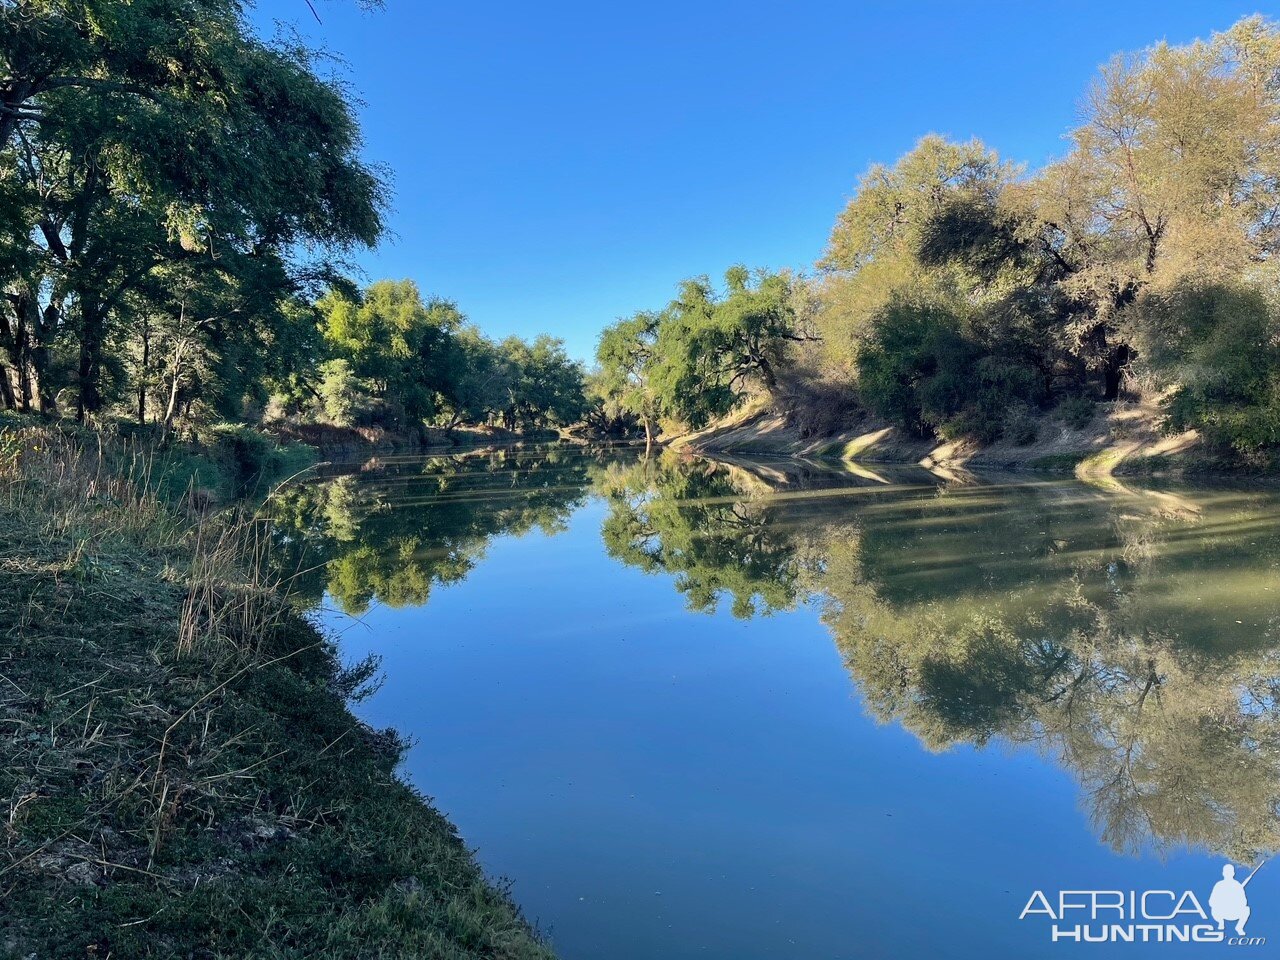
[314,279,585,433]
[0,0,386,419]
[597,268,803,435]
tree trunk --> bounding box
[0,307,18,412]
[76,294,106,423]
[1,292,34,413]
[1103,344,1133,401]
[29,349,56,415]
[0,358,16,410]
[643,415,654,451]
[13,297,31,413]
[137,316,150,425]
[755,355,779,396]
[32,302,60,414]
[164,364,182,428]
[163,314,191,430]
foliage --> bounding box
[0,0,386,422]
[593,311,661,441]
[316,280,456,426]
[495,334,589,430]
[1133,279,1280,462]
[855,296,1046,442]
[595,267,806,435]
[788,17,1280,458]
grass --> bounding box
[1027,452,1090,471]
[0,422,555,960]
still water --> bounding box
[271,445,1280,958]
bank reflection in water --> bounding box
[269,446,623,614]
[272,445,1280,867]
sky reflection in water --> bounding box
[269,446,1280,958]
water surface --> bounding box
[271,446,1280,958]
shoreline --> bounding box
[667,401,1271,481]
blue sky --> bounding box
[253,0,1275,362]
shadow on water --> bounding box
[269,443,1280,865]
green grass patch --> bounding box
[1027,452,1090,471]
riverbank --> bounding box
[669,396,1256,478]
[267,420,566,458]
[0,423,554,960]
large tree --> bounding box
[1019,16,1280,399]
[0,0,385,419]
[594,311,661,446]
[651,267,808,429]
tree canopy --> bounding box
[0,3,589,439]
[594,267,808,438]
[803,17,1280,456]
[0,0,387,421]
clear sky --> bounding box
[252,0,1276,362]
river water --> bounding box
[270,444,1280,958]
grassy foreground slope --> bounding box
[0,425,553,960]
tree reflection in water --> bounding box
[272,445,1280,864]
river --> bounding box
[268,444,1280,958]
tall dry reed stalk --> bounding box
[0,423,308,862]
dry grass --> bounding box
[0,422,556,960]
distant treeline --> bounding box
[0,2,583,436]
[280,279,586,434]
[594,17,1280,463]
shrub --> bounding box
[1057,396,1095,430]
[857,299,970,435]
[198,423,316,497]
[1003,405,1039,445]
[857,297,1048,444]
[1134,280,1280,464]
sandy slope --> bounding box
[668,399,1231,478]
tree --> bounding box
[0,0,385,419]
[816,136,1016,372]
[317,281,460,426]
[595,311,661,446]
[651,267,809,429]
[435,327,511,430]
[1018,17,1280,399]
[495,335,586,431]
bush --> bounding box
[198,423,316,497]
[1003,405,1039,445]
[857,297,1048,444]
[1057,396,1095,430]
[857,299,971,435]
[1167,380,1280,464]
[938,407,1002,445]
[1133,280,1280,464]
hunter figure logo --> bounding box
[1209,863,1256,937]
[1018,861,1267,946]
